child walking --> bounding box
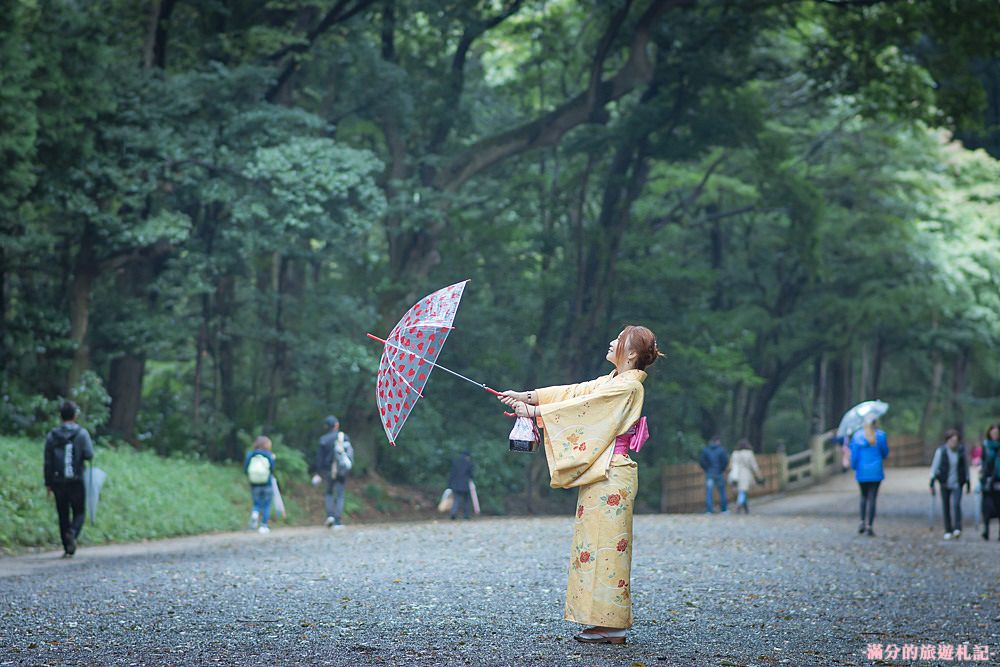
[244,436,276,534]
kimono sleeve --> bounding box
[537,379,644,489]
[535,375,610,405]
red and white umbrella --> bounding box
[367,280,504,446]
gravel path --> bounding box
[1,468,998,666]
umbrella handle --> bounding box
[482,385,517,417]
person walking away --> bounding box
[245,436,276,534]
[729,439,762,514]
[699,436,729,514]
[980,423,1000,541]
[499,325,663,645]
[833,434,850,472]
[929,429,969,540]
[311,416,354,529]
[43,400,95,557]
[447,451,474,520]
[850,415,889,537]
[970,440,983,469]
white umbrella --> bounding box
[974,482,982,530]
[271,477,286,520]
[469,480,481,515]
[837,400,889,438]
[84,466,107,524]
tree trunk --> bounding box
[811,354,828,433]
[950,350,969,435]
[860,341,873,399]
[746,376,782,453]
[828,354,852,426]
[142,0,177,69]
[215,275,241,460]
[264,252,283,428]
[871,335,885,397]
[193,306,208,425]
[522,147,564,514]
[0,244,6,375]
[563,138,649,379]
[731,382,747,442]
[108,353,146,442]
[67,224,98,393]
[918,355,944,450]
[744,345,821,451]
[341,376,378,475]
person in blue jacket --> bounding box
[850,415,889,537]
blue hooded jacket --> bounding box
[850,429,889,482]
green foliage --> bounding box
[70,370,111,431]
[0,0,39,212]
[0,385,57,439]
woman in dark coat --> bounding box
[447,451,474,520]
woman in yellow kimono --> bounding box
[499,325,662,645]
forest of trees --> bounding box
[2,0,999,510]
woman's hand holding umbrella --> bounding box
[497,391,538,418]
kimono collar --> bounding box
[611,369,647,383]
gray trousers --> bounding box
[325,477,345,523]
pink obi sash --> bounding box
[613,416,649,456]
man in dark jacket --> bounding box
[44,401,94,557]
[699,436,730,514]
[310,415,353,529]
[447,451,474,520]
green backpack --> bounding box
[247,453,271,485]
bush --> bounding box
[0,371,110,439]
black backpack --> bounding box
[46,428,81,484]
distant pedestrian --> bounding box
[729,439,762,514]
[311,415,353,529]
[981,423,1000,541]
[969,441,983,469]
[834,434,850,472]
[850,415,889,537]
[699,436,729,514]
[244,435,276,534]
[447,451,474,520]
[43,400,95,557]
[929,429,970,540]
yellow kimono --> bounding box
[536,369,646,629]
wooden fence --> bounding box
[886,435,926,468]
[660,433,929,514]
[660,453,783,514]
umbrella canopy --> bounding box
[373,280,469,445]
[84,466,107,524]
[837,400,889,438]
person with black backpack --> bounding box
[43,400,94,557]
[310,415,353,529]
